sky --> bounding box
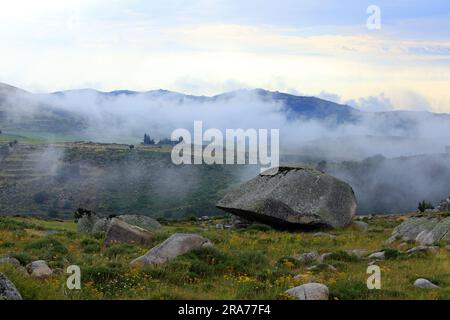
[1,0,450,112]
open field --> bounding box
[1,215,449,300]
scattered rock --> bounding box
[92,218,111,233]
[351,221,368,232]
[104,218,154,247]
[285,283,329,300]
[0,273,22,300]
[297,251,320,265]
[130,233,213,267]
[345,249,369,258]
[26,260,52,278]
[0,256,21,268]
[216,167,357,229]
[77,213,99,234]
[388,216,450,245]
[414,278,440,289]
[406,246,439,255]
[367,251,385,260]
[318,252,333,263]
[436,196,450,212]
[227,215,251,229]
[215,224,224,230]
[117,215,162,231]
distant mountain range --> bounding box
[1,82,450,142]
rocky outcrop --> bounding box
[130,233,212,267]
[117,215,162,231]
[92,218,111,233]
[387,215,450,245]
[285,283,329,300]
[0,273,23,300]
[436,197,450,212]
[77,214,99,234]
[26,260,52,278]
[104,218,155,247]
[216,167,357,229]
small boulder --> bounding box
[351,221,368,232]
[0,273,23,300]
[0,256,21,268]
[313,232,336,239]
[414,278,439,289]
[104,218,154,247]
[296,251,320,265]
[92,218,111,233]
[130,233,212,267]
[367,251,385,260]
[345,249,369,258]
[285,283,329,300]
[445,244,450,251]
[26,260,52,278]
[117,215,162,231]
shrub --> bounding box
[25,238,68,260]
[329,280,371,300]
[104,244,139,258]
[33,191,50,204]
[323,251,360,263]
[11,252,32,265]
[80,238,101,253]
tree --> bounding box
[143,133,155,145]
[418,201,434,213]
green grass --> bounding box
[0,215,449,300]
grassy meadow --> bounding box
[0,215,449,300]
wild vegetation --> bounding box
[1,215,449,300]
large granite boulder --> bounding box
[117,215,162,231]
[0,273,23,300]
[130,233,212,267]
[104,218,155,247]
[387,215,450,245]
[216,167,357,229]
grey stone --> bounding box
[388,216,450,245]
[296,251,320,265]
[104,218,154,247]
[285,283,329,300]
[77,214,99,234]
[117,215,162,231]
[414,278,440,289]
[217,167,357,229]
[313,232,336,239]
[0,273,22,300]
[318,252,333,263]
[130,233,212,267]
[367,251,385,260]
[351,221,368,232]
[92,218,111,233]
[26,260,52,278]
[0,256,21,268]
[436,197,450,212]
[345,249,369,258]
